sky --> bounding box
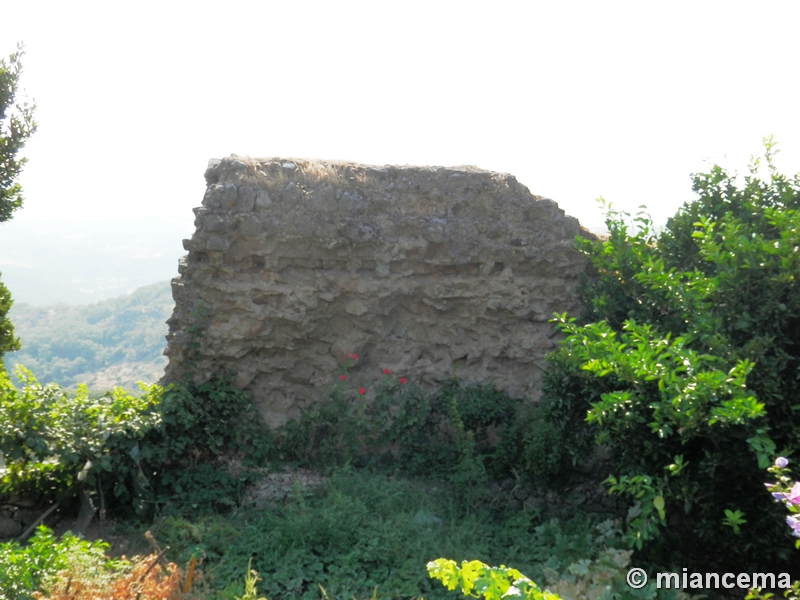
[2,1,800,304]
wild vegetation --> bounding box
[0,368,653,599]
[540,139,800,573]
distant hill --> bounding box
[3,281,174,392]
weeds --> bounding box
[129,466,624,599]
[0,366,628,598]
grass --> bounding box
[228,157,353,190]
[224,156,400,202]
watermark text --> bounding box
[627,568,791,590]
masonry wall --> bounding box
[162,157,592,427]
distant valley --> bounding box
[3,280,174,392]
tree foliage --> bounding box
[0,43,37,364]
[544,139,800,570]
[0,43,36,223]
[0,283,18,364]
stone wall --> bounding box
[163,157,592,428]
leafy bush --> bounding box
[126,375,272,517]
[0,367,272,518]
[492,349,601,486]
[273,371,518,491]
[154,463,251,517]
[541,141,800,570]
[0,367,161,509]
[0,525,125,600]
[146,374,273,469]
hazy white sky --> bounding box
[3,1,800,235]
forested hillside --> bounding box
[3,281,173,391]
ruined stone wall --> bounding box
[163,157,591,428]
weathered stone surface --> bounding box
[0,514,21,538]
[163,157,592,428]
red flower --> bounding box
[383,368,391,375]
[358,387,366,394]
[399,377,406,384]
[339,375,346,381]
[348,353,359,361]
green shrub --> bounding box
[146,374,273,468]
[493,350,601,486]
[272,373,518,491]
[541,141,800,570]
[0,367,272,518]
[272,376,373,467]
[0,525,125,600]
[493,404,564,483]
[131,374,273,517]
[0,367,161,508]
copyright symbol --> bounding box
[627,568,647,588]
